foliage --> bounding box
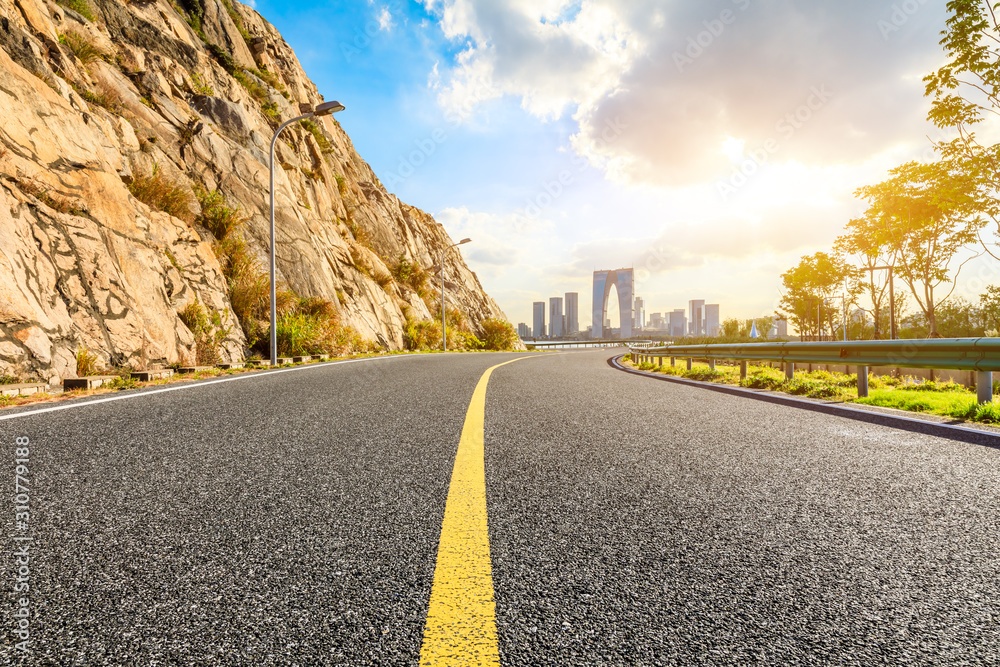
[834,213,897,339]
[129,163,195,223]
[56,0,96,22]
[269,296,371,357]
[855,389,978,420]
[59,31,103,65]
[390,254,429,296]
[107,375,140,391]
[404,318,442,351]
[76,346,100,377]
[190,71,214,96]
[854,160,985,337]
[195,188,246,240]
[300,119,333,154]
[178,299,230,366]
[233,69,268,104]
[778,251,856,338]
[480,318,519,350]
[923,0,1000,259]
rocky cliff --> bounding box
[0,0,516,383]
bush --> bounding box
[391,254,429,296]
[129,163,195,223]
[404,319,442,351]
[480,318,518,351]
[76,346,100,376]
[60,31,103,65]
[196,188,245,239]
[179,299,230,366]
[107,375,140,391]
[56,0,96,22]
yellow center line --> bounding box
[419,355,535,666]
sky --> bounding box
[247,0,985,330]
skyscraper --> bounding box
[669,309,687,337]
[517,323,530,339]
[564,292,579,334]
[549,297,564,338]
[532,302,546,338]
[689,300,705,335]
[705,304,720,337]
[633,297,645,330]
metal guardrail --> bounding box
[627,338,1000,404]
[526,339,653,349]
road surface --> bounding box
[2,350,999,665]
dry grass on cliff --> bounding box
[59,31,104,66]
[129,164,195,223]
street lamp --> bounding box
[440,238,471,352]
[269,100,345,366]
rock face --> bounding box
[0,0,517,382]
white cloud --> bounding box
[377,7,395,31]
[423,0,947,186]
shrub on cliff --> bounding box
[179,299,230,366]
[270,296,371,357]
[129,163,195,223]
[480,318,518,351]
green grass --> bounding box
[627,357,1000,423]
[60,31,103,65]
[855,389,978,420]
[56,0,95,21]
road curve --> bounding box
[2,350,998,665]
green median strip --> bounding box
[622,355,1000,425]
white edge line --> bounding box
[0,356,408,422]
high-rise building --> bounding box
[517,323,530,339]
[549,297,564,338]
[532,302,546,338]
[564,292,579,334]
[669,309,686,337]
[592,269,634,339]
[705,304,720,337]
[649,313,664,329]
[689,300,705,335]
[633,297,645,330]
[774,316,788,338]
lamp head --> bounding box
[459,238,472,245]
[314,100,346,116]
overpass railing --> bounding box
[627,338,1000,404]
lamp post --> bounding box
[269,100,345,366]
[440,238,471,352]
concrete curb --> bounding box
[609,354,1000,449]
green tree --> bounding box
[778,252,854,338]
[924,0,1000,257]
[979,284,1000,332]
[835,214,895,338]
[854,160,984,336]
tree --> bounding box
[924,0,1000,257]
[778,252,855,338]
[835,214,895,338]
[979,284,1000,332]
[854,160,984,336]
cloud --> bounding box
[423,0,946,186]
[377,7,395,31]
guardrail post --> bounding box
[658,356,663,367]
[686,358,692,371]
[708,359,716,370]
[740,361,747,380]
[977,371,993,405]
[670,357,675,367]
[857,366,868,398]
[785,363,794,380]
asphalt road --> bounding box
[3,350,1000,665]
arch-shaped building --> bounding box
[592,269,633,339]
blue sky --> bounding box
[247,0,978,330]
